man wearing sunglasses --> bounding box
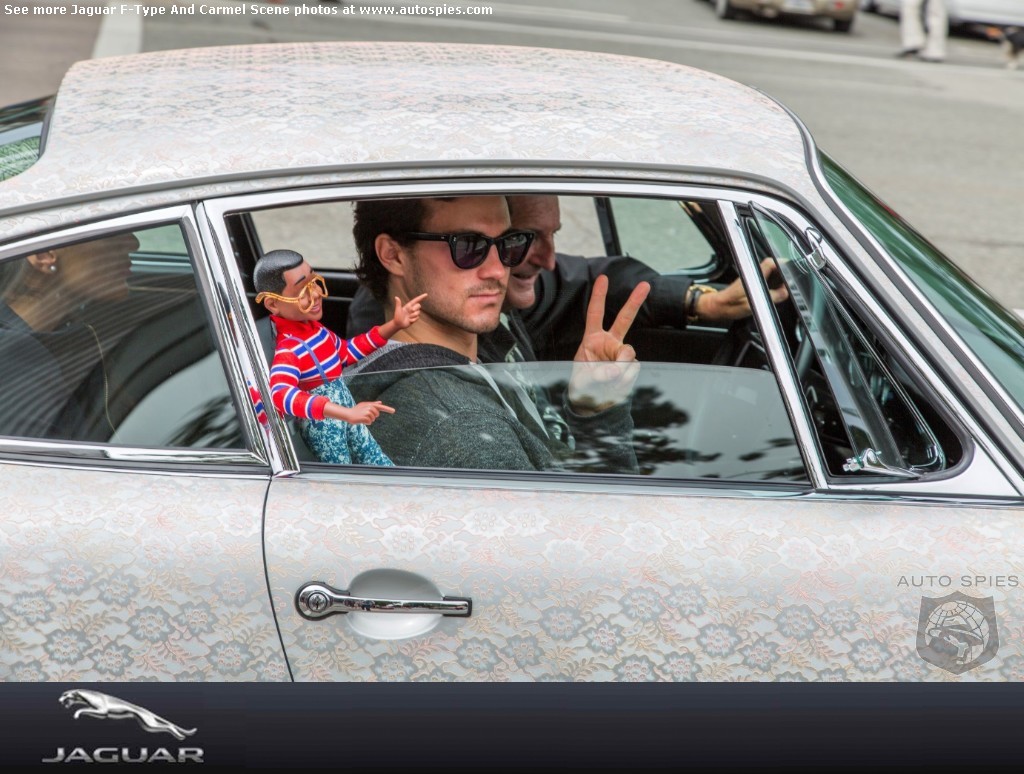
[350,195,783,365]
[341,195,648,472]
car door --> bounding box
[0,208,285,681]
[211,181,1024,682]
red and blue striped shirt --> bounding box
[268,316,387,421]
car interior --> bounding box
[216,192,956,482]
[0,192,962,485]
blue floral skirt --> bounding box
[300,378,393,467]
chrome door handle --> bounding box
[295,581,472,620]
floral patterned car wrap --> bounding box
[266,477,1024,682]
[0,42,811,238]
[0,464,286,681]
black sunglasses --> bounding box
[403,230,535,270]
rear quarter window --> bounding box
[0,97,51,183]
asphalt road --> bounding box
[0,12,100,105]
[2,1,1022,311]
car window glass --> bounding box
[742,204,957,478]
[248,198,610,273]
[342,360,807,482]
[0,96,50,183]
[250,201,358,271]
[0,225,244,448]
[231,193,806,484]
[599,197,725,278]
[552,195,605,258]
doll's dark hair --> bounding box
[253,249,304,295]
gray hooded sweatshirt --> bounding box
[347,342,637,474]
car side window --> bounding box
[740,204,961,478]
[596,196,730,280]
[0,224,244,448]
[225,192,809,484]
[249,201,358,271]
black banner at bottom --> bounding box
[2,682,1022,767]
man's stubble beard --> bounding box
[404,259,506,336]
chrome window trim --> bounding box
[727,194,1019,498]
[193,202,276,469]
[720,201,827,491]
[0,441,264,469]
[201,178,791,217]
[197,204,297,475]
[0,206,269,470]
[203,178,1018,497]
[790,108,1024,481]
[204,178,818,486]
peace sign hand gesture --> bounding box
[567,275,651,415]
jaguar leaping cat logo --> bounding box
[58,690,197,740]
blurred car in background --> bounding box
[948,0,1024,31]
[861,0,1024,32]
[713,0,859,32]
[859,0,899,16]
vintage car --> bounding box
[1,42,1022,684]
[713,0,859,32]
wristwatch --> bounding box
[685,284,718,323]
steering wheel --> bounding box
[709,275,818,383]
[710,315,761,368]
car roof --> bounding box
[0,42,811,231]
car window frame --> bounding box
[204,179,1016,499]
[206,180,815,494]
[0,206,269,471]
[721,197,1015,498]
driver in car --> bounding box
[350,194,786,362]
[347,194,787,451]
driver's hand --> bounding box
[697,258,789,322]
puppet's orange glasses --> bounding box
[255,273,328,313]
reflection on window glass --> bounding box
[0,225,243,448]
[336,361,806,482]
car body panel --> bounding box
[267,475,1024,681]
[948,0,1024,28]
[0,463,284,681]
[864,0,1024,27]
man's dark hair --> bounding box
[253,249,304,294]
[352,198,437,305]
